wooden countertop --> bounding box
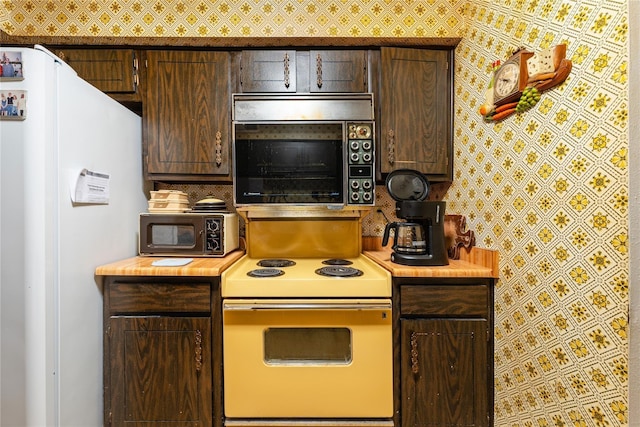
[95,250,245,277]
[95,247,498,279]
[364,247,499,278]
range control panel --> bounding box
[347,122,375,205]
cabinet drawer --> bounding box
[108,282,211,314]
[400,285,488,317]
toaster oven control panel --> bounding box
[205,217,224,254]
[347,123,375,205]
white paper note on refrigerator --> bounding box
[70,168,110,204]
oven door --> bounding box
[222,299,393,418]
[233,122,345,206]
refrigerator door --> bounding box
[1,46,54,427]
[1,46,147,427]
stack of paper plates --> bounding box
[148,190,190,213]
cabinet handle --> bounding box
[195,329,203,373]
[215,131,222,167]
[316,53,323,88]
[387,129,395,164]
[133,56,139,91]
[410,331,419,374]
[284,52,290,89]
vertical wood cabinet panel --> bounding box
[401,318,488,427]
[379,47,453,181]
[109,317,212,426]
[144,50,231,180]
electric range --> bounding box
[221,255,391,298]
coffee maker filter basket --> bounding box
[385,169,430,202]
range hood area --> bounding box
[232,93,375,121]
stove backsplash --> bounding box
[155,182,450,237]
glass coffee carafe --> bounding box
[382,222,427,254]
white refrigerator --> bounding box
[0,46,148,426]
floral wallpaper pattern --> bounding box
[0,0,630,426]
[451,1,629,426]
[0,0,469,38]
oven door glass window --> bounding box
[150,224,195,247]
[234,123,344,204]
[264,327,351,364]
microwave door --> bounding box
[139,216,203,256]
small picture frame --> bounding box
[0,51,24,81]
[0,90,27,120]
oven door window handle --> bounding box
[223,302,392,311]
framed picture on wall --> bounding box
[0,90,27,120]
[0,51,24,80]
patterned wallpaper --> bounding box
[0,0,469,38]
[0,1,630,426]
[452,0,629,426]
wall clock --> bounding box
[493,49,534,106]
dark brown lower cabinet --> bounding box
[102,275,493,427]
[103,279,220,427]
[396,281,494,427]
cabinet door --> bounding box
[240,50,297,92]
[401,318,488,427]
[107,316,212,427]
[145,50,231,179]
[56,49,138,94]
[309,50,367,93]
[379,47,452,181]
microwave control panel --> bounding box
[205,217,225,254]
[347,122,375,205]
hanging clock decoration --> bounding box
[479,44,572,122]
[493,49,533,107]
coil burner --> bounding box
[322,259,353,266]
[315,266,363,278]
[247,268,285,278]
[258,259,297,268]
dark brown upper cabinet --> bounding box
[144,50,232,182]
[378,47,453,182]
[240,49,368,93]
[55,48,142,110]
[56,48,138,93]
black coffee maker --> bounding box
[382,170,449,266]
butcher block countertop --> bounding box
[364,246,499,279]
[95,250,245,277]
[95,247,498,279]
